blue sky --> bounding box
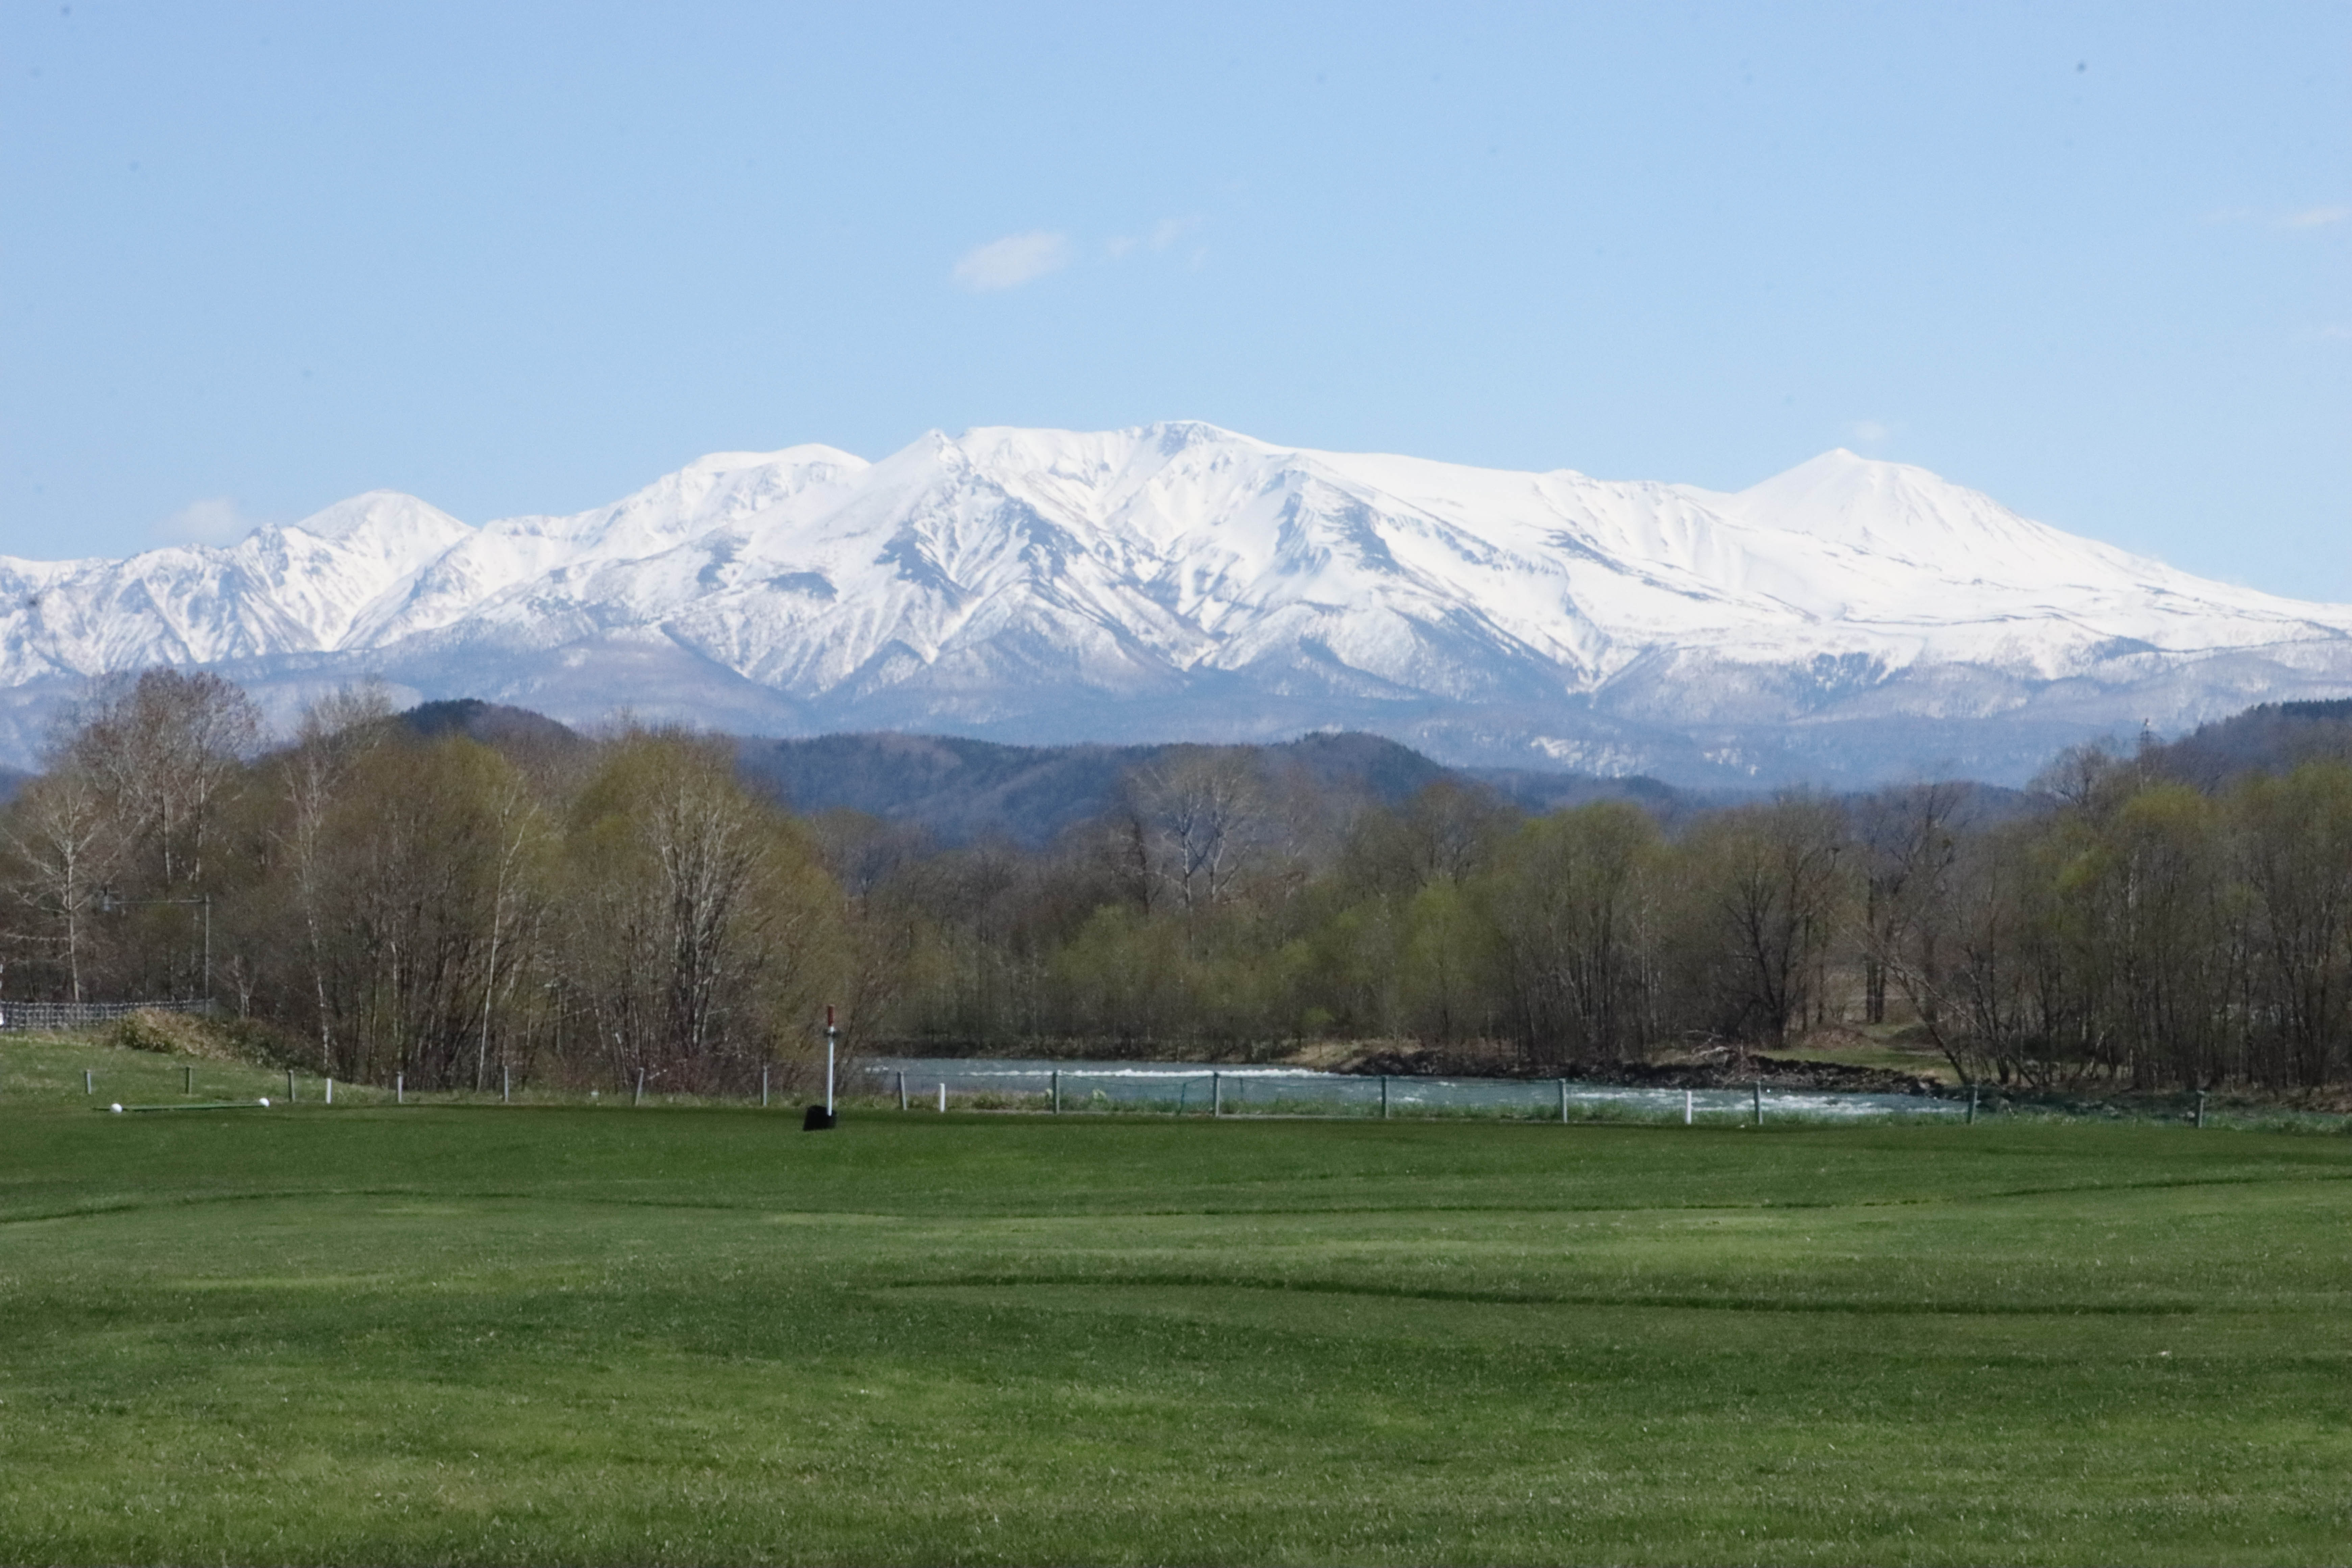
[3,2,2345,594]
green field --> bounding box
[2,1038,2350,1565]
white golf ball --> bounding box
[258,1097,270,1106]
[109,1103,123,1113]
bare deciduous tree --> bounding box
[278,682,395,1063]
[2236,762,2352,1086]
[561,732,840,1093]
[1690,796,1851,1049]
[1854,782,1963,1027]
[67,668,261,890]
[2,770,121,1000]
[1492,801,1663,1064]
[1126,750,1272,913]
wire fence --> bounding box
[0,998,218,1033]
[13,1039,2342,1133]
[863,1057,1963,1124]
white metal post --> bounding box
[825,1005,837,1116]
[1684,1088,1693,1125]
[1559,1078,1569,1123]
[1212,1071,1222,1118]
[937,1081,946,1112]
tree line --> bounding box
[7,668,2352,1094]
[1,673,845,1096]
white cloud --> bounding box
[152,496,259,546]
[2204,204,2349,230]
[1849,419,1891,443]
[1107,215,1203,260]
[951,231,1071,292]
[2321,324,2352,342]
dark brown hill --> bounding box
[735,730,1695,846]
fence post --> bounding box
[937,1081,946,1112]
[2195,1090,2207,1130]
[84,1069,92,1096]
[1559,1078,1569,1123]
[395,1072,403,1105]
[287,1069,297,1104]
[761,1065,770,1108]
[634,1068,644,1107]
[1051,1069,1060,1115]
[897,1070,906,1111]
[1684,1088,1693,1125]
[1753,1081,1763,1125]
[502,1066,510,1105]
[185,1065,194,1096]
[325,1077,334,1106]
[1379,1074,1388,1120]
[1212,1071,1222,1118]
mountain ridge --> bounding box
[4,422,2347,785]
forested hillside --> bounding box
[2137,699,2352,790]
[739,730,1691,846]
[7,669,2352,1096]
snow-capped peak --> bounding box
[1705,449,2160,595]
[281,490,474,566]
[0,424,2346,787]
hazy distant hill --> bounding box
[2141,699,2352,790]
[399,697,587,754]
[740,730,1711,846]
[746,731,1463,846]
[382,703,1694,846]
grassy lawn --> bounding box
[2,1039,2350,1563]
[0,1031,327,1104]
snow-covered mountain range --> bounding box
[7,422,2349,785]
